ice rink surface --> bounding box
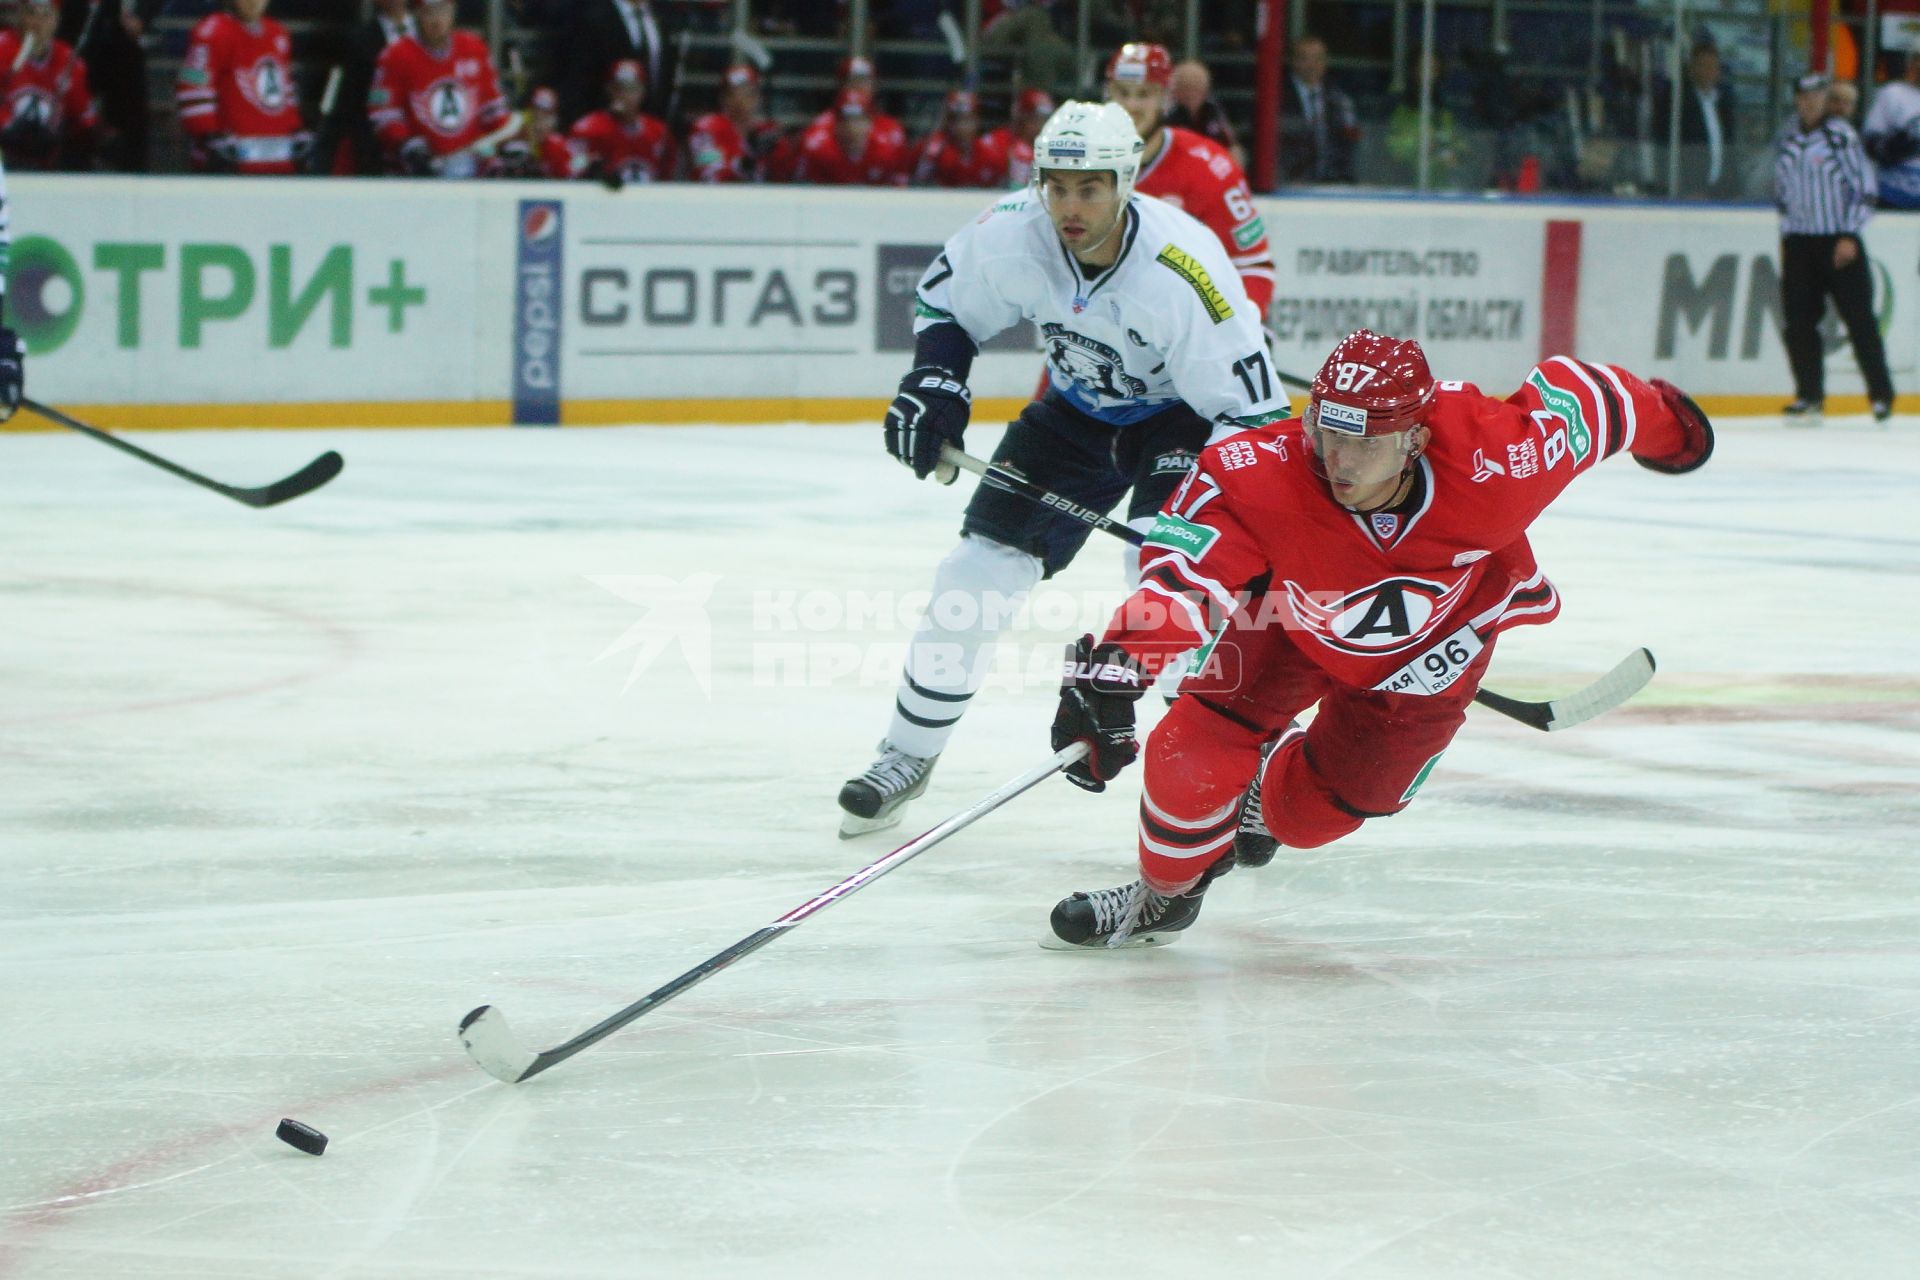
[2,415,1917,1278]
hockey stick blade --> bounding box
[457,744,1088,1083]
[25,398,345,508]
[1471,647,1656,731]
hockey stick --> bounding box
[459,743,1089,1083]
[939,445,1655,732]
[24,398,344,508]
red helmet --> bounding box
[1106,43,1173,87]
[838,55,877,84]
[722,63,760,90]
[608,59,647,90]
[1308,329,1435,436]
[528,85,559,114]
[944,89,978,118]
[1015,88,1055,118]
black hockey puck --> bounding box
[275,1118,328,1156]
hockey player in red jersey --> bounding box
[1105,43,1274,319]
[174,0,307,174]
[569,59,677,185]
[490,85,574,179]
[0,0,97,170]
[911,90,1008,187]
[1046,328,1716,948]
[687,64,786,183]
[368,0,509,178]
[807,56,907,154]
[981,88,1053,187]
[793,87,908,185]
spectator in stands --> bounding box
[1166,57,1244,170]
[1863,52,1920,209]
[687,63,787,182]
[559,0,676,126]
[314,0,414,175]
[1280,34,1357,184]
[981,86,1050,186]
[57,0,153,171]
[1386,51,1463,188]
[175,0,308,175]
[794,86,907,184]
[492,85,573,177]
[1665,41,1738,199]
[569,59,676,185]
[369,0,509,178]
[0,0,96,170]
[912,89,1007,187]
[978,0,1076,99]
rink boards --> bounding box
[14,174,1916,426]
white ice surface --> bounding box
[1,416,1917,1279]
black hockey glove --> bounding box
[0,325,22,422]
[398,137,440,176]
[288,130,315,165]
[1051,634,1146,793]
[197,134,241,172]
[884,365,970,482]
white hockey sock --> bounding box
[885,534,1043,759]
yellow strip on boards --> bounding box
[4,394,1897,431]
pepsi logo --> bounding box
[523,207,558,242]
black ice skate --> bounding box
[1234,726,1301,868]
[837,742,938,838]
[1042,858,1230,950]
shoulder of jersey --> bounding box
[190,12,229,40]
[452,30,491,56]
[1201,425,1302,487]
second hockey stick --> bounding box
[458,743,1089,1083]
[939,445,1654,732]
[25,398,344,508]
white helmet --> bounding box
[1030,100,1144,203]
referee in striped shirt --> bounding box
[1776,72,1895,420]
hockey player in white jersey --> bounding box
[837,100,1291,836]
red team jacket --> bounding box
[369,31,508,162]
[911,130,1010,187]
[1110,357,1656,693]
[685,112,791,182]
[0,32,96,166]
[1136,126,1274,319]
[981,126,1036,186]
[569,109,677,183]
[174,11,302,173]
[792,120,908,185]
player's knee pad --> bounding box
[1256,734,1369,851]
[925,534,1042,637]
[1144,694,1267,812]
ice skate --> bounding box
[837,742,938,838]
[1232,727,1300,868]
[1042,859,1229,950]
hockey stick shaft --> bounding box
[458,743,1089,1083]
[24,398,344,507]
[939,445,1652,731]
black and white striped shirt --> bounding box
[1775,118,1877,234]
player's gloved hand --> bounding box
[288,130,315,164]
[0,325,23,422]
[1636,379,1715,475]
[883,365,970,482]
[1051,634,1146,792]
[198,133,241,171]
[398,137,440,176]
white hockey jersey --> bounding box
[914,190,1292,429]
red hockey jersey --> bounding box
[807,105,906,153]
[982,126,1035,186]
[792,119,907,185]
[174,11,302,173]
[1136,126,1273,319]
[368,31,508,163]
[1107,357,1672,692]
[0,33,96,165]
[686,111,788,182]
[911,130,1009,187]
[569,109,676,183]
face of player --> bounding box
[949,112,978,145]
[610,80,643,118]
[836,114,872,157]
[527,109,555,142]
[417,2,455,43]
[1794,87,1827,129]
[1104,79,1164,142]
[231,0,270,22]
[1307,418,1428,511]
[1040,169,1124,261]
[723,82,759,121]
[21,4,57,38]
